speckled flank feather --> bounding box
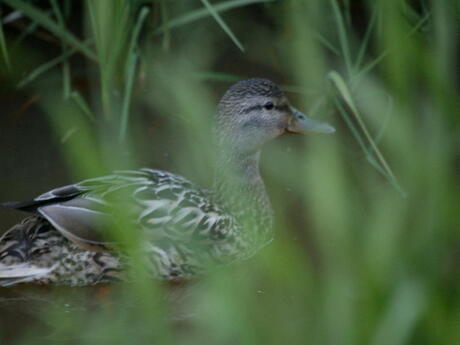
[0,217,121,286]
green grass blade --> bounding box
[50,0,71,99]
[371,280,427,345]
[59,126,78,143]
[200,0,244,52]
[353,12,431,86]
[314,31,340,56]
[125,6,150,77]
[160,0,171,51]
[70,91,95,121]
[3,0,96,60]
[119,53,138,141]
[17,46,78,88]
[331,0,353,76]
[119,6,150,141]
[62,57,71,98]
[14,20,39,45]
[329,71,358,114]
[329,71,405,197]
[354,7,377,72]
[402,1,428,26]
[334,98,388,177]
[86,0,131,118]
[155,0,273,35]
[333,98,367,156]
[0,7,11,69]
[50,0,65,29]
[374,95,393,145]
[343,0,351,29]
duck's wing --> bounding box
[2,170,149,246]
[2,169,234,249]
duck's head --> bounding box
[216,78,335,154]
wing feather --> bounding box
[4,169,235,251]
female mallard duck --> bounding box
[0,78,334,286]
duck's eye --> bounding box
[264,102,274,110]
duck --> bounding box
[0,78,335,286]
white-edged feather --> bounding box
[0,263,58,286]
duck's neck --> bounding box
[213,149,273,240]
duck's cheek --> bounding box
[276,127,287,136]
[268,127,286,140]
[276,118,290,135]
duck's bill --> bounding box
[287,107,335,134]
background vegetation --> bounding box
[0,0,459,344]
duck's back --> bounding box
[0,169,240,286]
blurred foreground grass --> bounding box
[0,1,459,344]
